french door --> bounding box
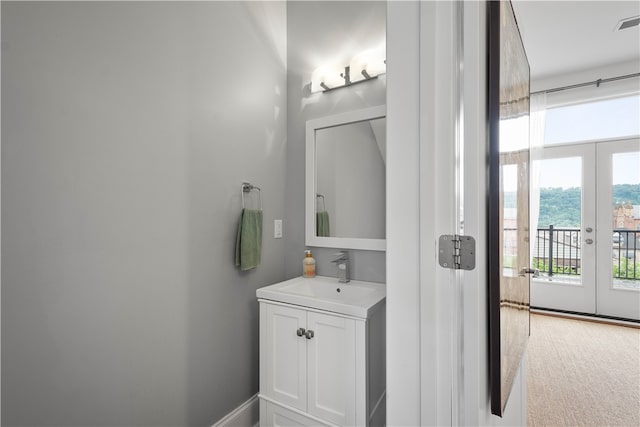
[531,138,640,321]
[596,139,640,319]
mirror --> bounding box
[488,0,531,417]
[305,105,386,251]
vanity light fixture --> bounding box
[311,64,347,92]
[615,15,640,31]
[349,48,386,83]
[311,47,386,93]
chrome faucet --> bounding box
[331,251,350,283]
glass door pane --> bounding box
[597,139,640,320]
[535,156,583,284]
[611,151,640,290]
[530,144,596,314]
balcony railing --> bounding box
[533,226,582,277]
[613,229,639,281]
[531,226,639,281]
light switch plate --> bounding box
[274,219,283,238]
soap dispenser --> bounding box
[303,250,316,278]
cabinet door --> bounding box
[263,400,330,427]
[306,312,357,426]
[264,304,308,411]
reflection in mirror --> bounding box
[305,105,386,251]
[315,118,386,239]
[488,0,530,417]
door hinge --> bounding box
[438,235,476,270]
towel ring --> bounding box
[316,193,325,212]
[242,182,262,210]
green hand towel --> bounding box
[316,211,330,237]
[235,208,263,271]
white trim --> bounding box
[386,1,423,425]
[461,1,488,425]
[542,135,640,150]
[531,308,640,329]
[259,396,337,427]
[212,394,260,427]
[421,2,461,425]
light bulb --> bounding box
[349,48,386,83]
[311,63,347,92]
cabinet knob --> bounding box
[296,328,306,337]
[305,330,314,340]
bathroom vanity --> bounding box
[257,276,386,427]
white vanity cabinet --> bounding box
[258,298,385,427]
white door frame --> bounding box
[388,2,529,426]
[386,1,460,425]
[386,2,424,424]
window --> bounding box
[545,95,640,145]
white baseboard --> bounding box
[212,393,260,427]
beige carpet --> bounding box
[527,313,640,426]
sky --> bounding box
[496,95,639,192]
[545,95,640,146]
[538,157,582,189]
[533,95,639,190]
[535,151,639,190]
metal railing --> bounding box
[532,226,639,280]
[613,229,639,281]
[533,226,582,277]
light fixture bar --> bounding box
[319,66,379,92]
[615,15,640,31]
[319,74,378,93]
[310,47,386,93]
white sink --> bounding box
[256,276,385,318]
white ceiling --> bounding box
[511,1,640,82]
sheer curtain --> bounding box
[530,92,547,266]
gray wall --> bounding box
[285,1,386,282]
[1,2,286,425]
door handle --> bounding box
[296,328,306,337]
[519,268,540,277]
[305,330,314,340]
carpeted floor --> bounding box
[527,313,640,426]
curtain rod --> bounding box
[531,72,640,95]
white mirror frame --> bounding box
[305,105,387,251]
